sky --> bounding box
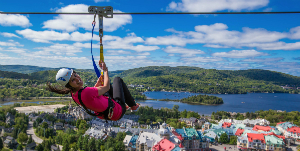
[0,0,300,76]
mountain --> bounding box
[111,66,300,94]
[0,65,57,74]
[0,65,299,94]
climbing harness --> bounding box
[71,86,115,121]
[89,6,113,85]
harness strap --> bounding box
[72,87,115,121]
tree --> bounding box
[0,137,3,150]
[17,144,23,150]
[17,132,28,145]
[215,136,218,143]
[27,135,33,144]
[181,109,187,118]
[229,136,237,145]
[115,141,125,151]
[88,137,96,151]
[36,144,44,151]
[172,105,179,111]
[77,136,82,150]
[41,122,48,129]
[219,133,228,144]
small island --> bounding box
[159,94,223,105]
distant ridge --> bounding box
[0,65,57,74]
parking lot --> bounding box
[14,104,66,114]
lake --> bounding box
[138,91,300,115]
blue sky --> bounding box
[1,0,300,76]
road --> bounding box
[26,121,43,144]
[26,121,63,150]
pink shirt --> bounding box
[72,87,123,121]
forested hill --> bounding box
[112,66,300,94]
[0,65,300,95]
[0,65,56,74]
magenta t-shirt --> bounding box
[72,87,123,121]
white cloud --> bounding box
[289,26,300,39]
[0,52,9,57]
[35,43,82,56]
[16,29,70,43]
[145,35,189,46]
[16,29,98,43]
[0,14,31,27]
[43,4,132,32]
[246,42,300,50]
[181,57,223,62]
[241,57,283,62]
[94,0,110,2]
[0,32,20,38]
[137,52,151,56]
[146,23,296,51]
[212,50,268,58]
[106,50,132,55]
[0,41,23,47]
[166,0,269,12]
[163,46,205,57]
[0,47,26,54]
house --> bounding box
[54,122,64,130]
[3,136,17,148]
[51,144,60,151]
[136,132,162,151]
[285,126,300,139]
[5,112,15,125]
[152,138,176,151]
[123,135,133,150]
[252,125,273,132]
[235,128,245,136]
[201,122,211,132]
[247,133,266,150]
[26,142,37,150]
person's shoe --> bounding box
[131,103,140,112]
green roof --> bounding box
[213,129,226,137]
[265,135,284,145]
[235,124,246,129]
[184,128,200,140]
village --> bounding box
[0,103,294,151]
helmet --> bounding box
[56,68,73,87]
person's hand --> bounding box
[99,60,108,71]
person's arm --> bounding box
[95,61,110,96]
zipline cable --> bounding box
[1,11,300,15]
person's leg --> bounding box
[113,77,137,107]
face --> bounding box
[68,72,83,89]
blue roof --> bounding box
[176,129,187,138]
[130,135,139,148]
[171,146,181,151]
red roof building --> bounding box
[152,138,175,151]
[287,126,300,135]
[265,132,285,140]
[222,122,232,128]
[235,128,245,136]
[276,121,286,126]
[172,130,184,141]
[247,133,266,144]
[252,125,273,132]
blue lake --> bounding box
[138,91,300,115]
[0,101,58,107]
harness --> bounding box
[71,87,115,121]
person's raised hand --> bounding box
[99,60,108,71]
